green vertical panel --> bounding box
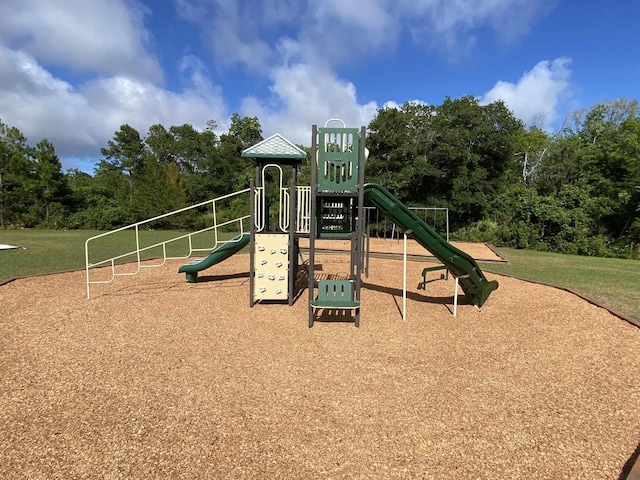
[317,127,360,192]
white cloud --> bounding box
[176,0,556,70]
[240,63,378,145]
[170,0,560,144]
[0,0,561,173]
[0,0,162,81]
[303,0,400,63]
[176,0,277,72]
[403,0,556,53]
[0,46,227,170]
[480,57,572,128]
[0,47,93,148]
[176,0,556,143]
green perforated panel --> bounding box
[317,127,360,192]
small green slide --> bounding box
[364,183,498,307]
[178,233,250,282]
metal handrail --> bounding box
[85,188,250,298]
[296,186,311,233]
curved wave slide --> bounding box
[363,183,498,307]
[178,233,250,282]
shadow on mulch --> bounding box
[102,272,250,298]
[362,281,470,319]
[362,281,463,305]
[620,441,640,480]
[314,309,358,325]
[195,272,250,283]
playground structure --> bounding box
[24,121,639,477]
[85,119,498,325]
[307,122,367,326]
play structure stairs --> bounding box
[363,183,498,307]
[311,280,360,310]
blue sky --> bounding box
[0,0,638,173]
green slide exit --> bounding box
[178,233,250,281]
[364,183,498,307]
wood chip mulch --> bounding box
[1,249,639,479]
[299,238,506,262]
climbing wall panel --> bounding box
[253,233,289,301]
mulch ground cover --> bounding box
[1,244,639,479]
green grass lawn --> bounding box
[1,229,638,323]
[485,247,639,323]
[0,228,240,283]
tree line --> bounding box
[366,97,640,257]
[1,97,639,258]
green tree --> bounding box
[100,124,145,176]
[215,114,261,193]
[514,126,551,186]
[73,164,130,229]
[227,113,262,149]
[99,124,145,209]
[421,97,522,225]
[0,121,33,227]
[133,152,187,225]
[366,102,438,200]
[30,139,71,227]
[367,98,523,225]
[65,169,97,228]
[145,124,177,165]
[560,100,639,250]
[605,115,640,249]
[168,123,208,175]
[534,132,586,196]
[489,183,603,255]
[167,123,217,203]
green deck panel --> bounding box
[311,280,360,309]
[317,232,352,239]
[178,233,250,280]
[363,183,498,307]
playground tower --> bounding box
[242,122,368,327]
[308,120,368,327]
[242,134,307,306]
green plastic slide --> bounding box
[364,183,498,307]
[178,233,250,282]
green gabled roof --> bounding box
[241,133,306,159]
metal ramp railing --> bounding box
[295,186,311,233]
[85,188,250,299]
